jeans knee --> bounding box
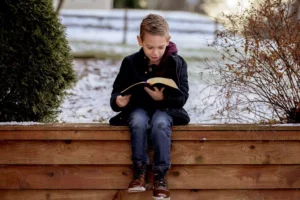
[151,121,171,139]
[129,117,148,130]
[153,121,170,130]
[128,109,149,131]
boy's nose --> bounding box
[153,50,158,56]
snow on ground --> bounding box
[58,59,220,123]
[58,59,118,123]
[0,122,42,125]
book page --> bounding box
[120,81,146,95]
[147,77,178,89]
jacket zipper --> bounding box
[171,55,180,89]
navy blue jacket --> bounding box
[109,48,190,125]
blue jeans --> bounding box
[128,108,173,174]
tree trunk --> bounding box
[56,0,64,13]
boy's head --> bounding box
[137,14,171,65]
[139,14,169,40]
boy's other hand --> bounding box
[116,95,131,108]
[144,87,165,101]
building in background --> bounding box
[53,0,113,10]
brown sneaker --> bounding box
[153,172,170,200]
[128,163,147,193]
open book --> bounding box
[120,77,180,96]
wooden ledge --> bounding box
[0,123,300,131]
[0,123,299,141]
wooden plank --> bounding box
[1,130,300,141]
[0,130,130,140]
[0,190,117,200]
[171,141,300,165]
[113,189,300,200]
[1,189,300,200]
[0,141,131,165]
[1,141,300,165]
[172,130,300,141]
[1,165,300,189]
[0,123,300,131]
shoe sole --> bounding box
[127,186,146,193]
[152,197,170,200]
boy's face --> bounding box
[137,33,170,65]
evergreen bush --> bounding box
[0,0,76,122]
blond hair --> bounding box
[140,14,169,40]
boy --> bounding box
[110,13,189,200]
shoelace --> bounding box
[133,165,147,180]
[154,174,167,188]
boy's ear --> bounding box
[167,35,171,44]
[137,35,143,46]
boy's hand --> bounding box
[144,87,165,101]
[116,95,131,108]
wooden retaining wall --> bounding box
[0,124,300,200]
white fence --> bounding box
[60,9,219,47]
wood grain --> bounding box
[0,123,300,131]
[1,141,300,164]
[1,189,300,200]
[1,124,300,199]
[1,129,300,141]
[1,165,300,189]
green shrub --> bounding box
[0,0,76,122]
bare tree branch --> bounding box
[203,0,300,123]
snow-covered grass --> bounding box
[57,59,221,123]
